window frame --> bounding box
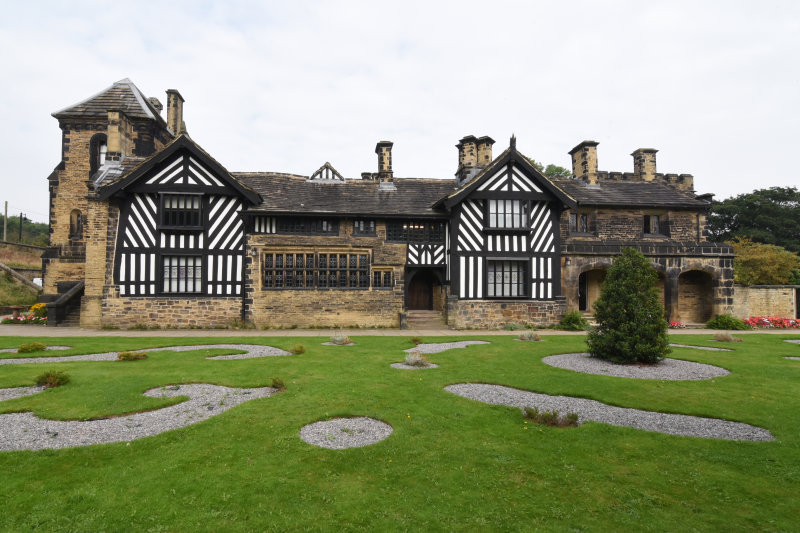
[486,259,528,299]
[643,214,663,236]
[568,212,589,234]
[385,220,446,243]
[159,193,204,231]
[275,217,339,236]
[160,254,203,294]
[261,250,371,290]
[372,268,394,290]
[352,219,377,237]
[486,199,528,230]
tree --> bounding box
[708,187,800,253]
[587,248,669,364]
[526,158,572,179]
[728,237,800,285]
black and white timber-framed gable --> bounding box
[97,135,260,297]
[441,139,576,301]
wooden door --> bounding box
[408,274,433,310]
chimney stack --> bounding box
[166,89,185,134]
[632,148,658,182]
[457,135,478,170]
[568,140,599,185]
[375,141,393,182]
[476,136,495,167]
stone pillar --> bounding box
[568,141,599,185]
[664,271,680,323]
[166,89,185,134]
[80,197,110,328]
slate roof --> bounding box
[552,178,710,208]
[52,78,165,124]
[235,173,456,217]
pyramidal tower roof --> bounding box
[52,78,163,121]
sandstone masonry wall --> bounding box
[733,285,797,318]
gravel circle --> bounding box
[390,362,439,370]
[445,383,774,441]
[0,345,72,354]
[669,343,732,351]
[541,353,729,380]
[404,340,490,354]
[321,342,355,346]
[0,383,277,452]
[299,417,393,449]
[0,386,46,401]
[0,344,291,365]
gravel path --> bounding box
[0,344,291,365]
[300,417,393,449]
[390,362,439,370]
[542,353,730,380]
[321,342,355,346]
[0,384,277,452]
[785,340,800,345]
[669,343,732,351]
[403,340,490,354]
[0,386,46,401]
[445,383,774,441]
[0,345,72,354]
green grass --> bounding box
[0,333,799,531]
[0,272,38,307]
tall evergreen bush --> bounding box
[587,248,670,364]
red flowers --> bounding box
[744,316,800,329]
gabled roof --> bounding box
[96,135,261,205]
[52,78,166,125]
[552,178,710,208]
[308,161,345,182]
[235,173,455,217]
[440,141,577,210]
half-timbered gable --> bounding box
[97,135,260,298]
[442,141,576,301]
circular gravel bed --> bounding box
[0,345,72,355]
[542,353,729,380]
[321,342,355,346]
[0,344,291,365]
[0,383,277,452]
[669,343,732,352]
[0,386,46,402]
[390,362,439,370]
[403,340,490,354]
[445,383,774,441]
[299,417,393,449]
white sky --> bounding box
[0,0,798,223]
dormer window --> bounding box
[160,194,203,229]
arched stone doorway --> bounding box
[578,269,606,312]
[407,270,442,311]
[678,270,713,323]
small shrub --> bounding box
[117,351,148,361]
[409,336,423,346]
[290,344,305,355]
[518,330,541,342]
[330,331,353,345]
[36,370,70,388]
[404,350,430,367]
[29,303,47,318]
[503,322,523,331]
[713,332,743,343]
[559,311,589,331]
[706,314,750,330]
[18,341,47,353]
[523,406,579,427]
[270,378,286,391]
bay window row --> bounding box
[262,251,394,290]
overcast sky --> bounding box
[1,1,797,223]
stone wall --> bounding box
[560,208,701,242]
[733,285,798,318]
[100,286,242,328]
[447,296,566,329]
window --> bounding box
[162,256,202,293]
[487,260,526,298]
[488,199,527,229]
[386,221,446,243]
[644,215,661,235]
[372,269,393,289]
[569,213,588,233]
[262,251,369,289]
[353,219,376,236]
[89,133,108,177]
[69,209,83,239]
[161,194,202,228]
[276,217,339,235]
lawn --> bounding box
[0,333,799,531]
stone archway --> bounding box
[678,270,713,324]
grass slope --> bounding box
[0,272,38,306]
[0,334,798,531]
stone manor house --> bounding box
[41,79,734,328]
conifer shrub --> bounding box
[18,341,47,353]
[558,311,589,331]
[706,314,750,330]
[35,370,70,388]
[587,248,670,364]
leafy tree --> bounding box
[728,237,800,285]
[526,158,572,179]
[1,214,48,247]
[708,187,800,253]
[587,248,669,364]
